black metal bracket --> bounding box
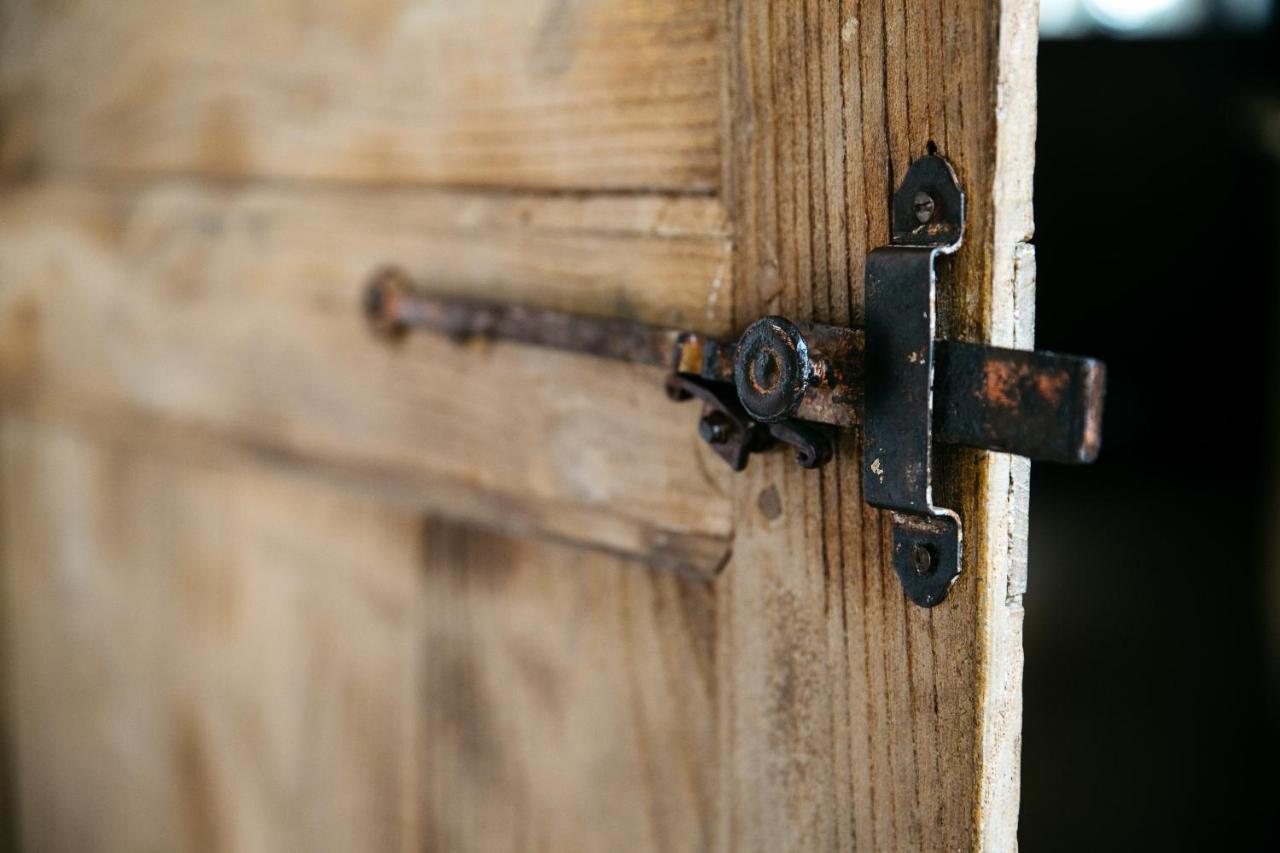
[363,153,1106,608]
[863,155,968,606]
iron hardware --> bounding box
[363,154,1105,607]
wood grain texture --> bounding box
[416,519,715,852]
[0,1,1041,848]
[0,417,716,852]
[714,1,1036,850]
[1,416,422,852]
[0,0,723,192]
[0,183,735,575]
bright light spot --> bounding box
[1044,0,1269,36]
[1084,0,1187,29]
[1041,0,1087,37]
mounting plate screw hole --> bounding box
[912,191,936,224]
[698,411,732,445]
[911,542,936,576]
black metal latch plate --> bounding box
[863,157,969,606]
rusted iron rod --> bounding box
[363,267,683,369]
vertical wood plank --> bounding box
[716,1,1037,849]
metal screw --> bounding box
[912,191,936,225]
[699,412,732,445]
[910,543,935,576]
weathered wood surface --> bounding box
[2,416,422,852]
[1,417,714,852]
[0,0,723,192]
[417,519,714,852]
[0,0,1038,850]
[714,2,1036,850]
[0,183,734,573]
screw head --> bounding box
[698,411,732,445]
[912,191,936,225]
[910,543,936,576]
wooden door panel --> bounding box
[0,0,723,191]
[0,1,1038,850]
[0,184,734,572]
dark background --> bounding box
[1021,20,1280,850]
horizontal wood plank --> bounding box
[0,0,723,192]
[0,183,735,572]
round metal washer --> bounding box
[734,316,810,423]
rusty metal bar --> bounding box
[364,267,681,369]
[934,341,1106,464]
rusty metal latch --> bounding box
[363,154,1106,607]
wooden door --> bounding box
[0,1,1037,850]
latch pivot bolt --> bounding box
[734,316,811,423]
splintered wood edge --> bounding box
[974,1,1038,849]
